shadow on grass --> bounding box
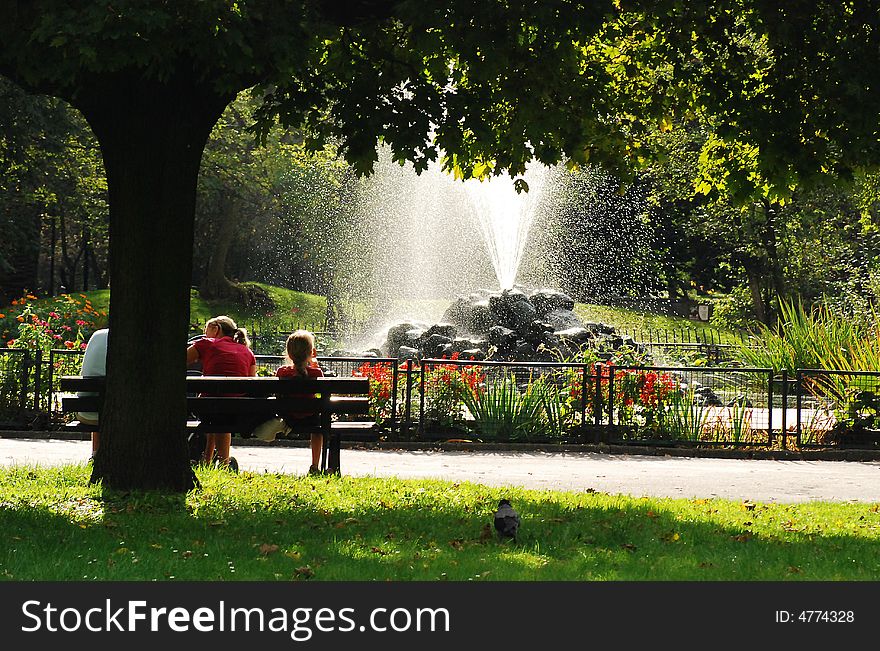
[1,469,879,581]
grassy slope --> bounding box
[0,284,327,339]
[574,303,743,344]
[2,286,738,341]
[188,284,327,332]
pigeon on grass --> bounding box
[493,499,520,542]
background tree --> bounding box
[0,77,108,304]
[194,90,367,324]
[533,166,658,303]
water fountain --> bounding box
[462,165,547,291]
[330,148,649,361]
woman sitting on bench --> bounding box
[185,315,256,471]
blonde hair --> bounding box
[207,315,251,348]
[285,329,316,375]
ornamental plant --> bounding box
[455,373,546,441]
[2,292,104,352]
[0,293,106,418]
[614,369,678,438]
[353,361,395,427]
[665,383,709,442]
[422,353,486,431]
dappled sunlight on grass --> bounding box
[1,464,879,581]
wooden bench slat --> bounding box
[63,396,370,416]
[62,397,101,412]
[187,396,369,414]
[59,376,105,392]
[186,376,370,395]
[60,376,370,395]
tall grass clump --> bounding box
[739,297,879,372]
[457,374,545,441]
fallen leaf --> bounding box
[182,550,193,558]
[646,510,658,519]
[733,533,751,543]
[259,544,279,556]
[698,562,714,568]
[449,539,464,550]
[788,566,802,574]
[371,546,388,555]
[294,566,314,580]
[620,543,637,552]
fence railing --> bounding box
[3,347,879,450]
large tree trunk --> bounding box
[746,266,768,325]
[199,196,238,299]
[0,203,40,299]
[198,196,276,312]
[75,72,232,492]
[760,198,784,323]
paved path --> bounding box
[2,437,879,504]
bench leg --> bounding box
[320,435,329,472]
[319,414,340,475]
[326,431,340,475]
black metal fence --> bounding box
[3,347,878,449]
[608,366,774,447]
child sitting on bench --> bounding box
[276,330,325,475]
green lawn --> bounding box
[574,303,744,344]
[188,284,327,332]
[1,464,878,581]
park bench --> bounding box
[58,375,374,474]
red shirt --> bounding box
[276,363,323,420]
[194,337,256,377]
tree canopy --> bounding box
[2,0,879,491]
